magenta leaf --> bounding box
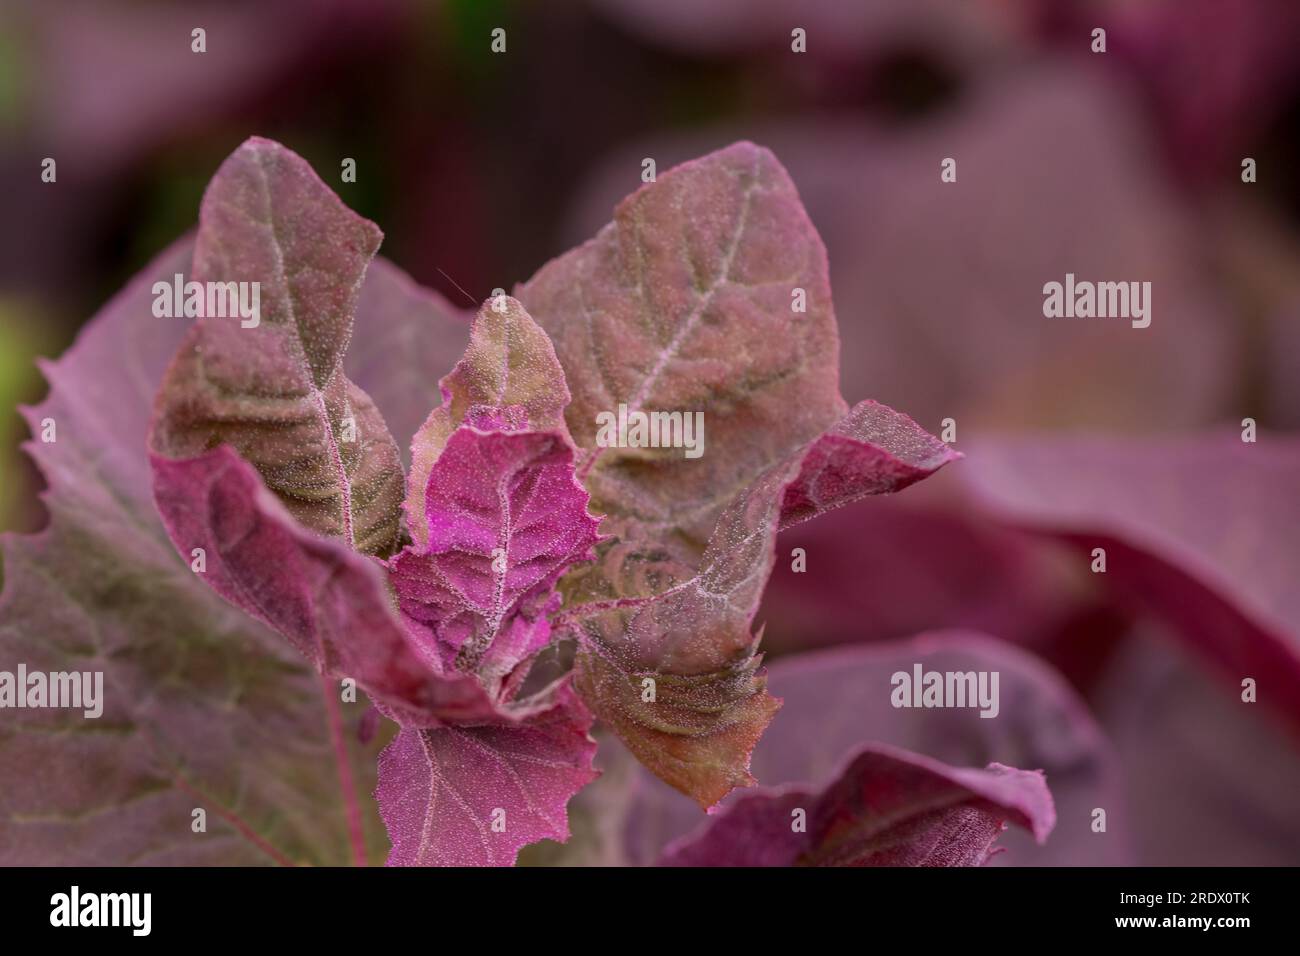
[389,426,602,690]
[150,444,503,728]
[376,297,603,865]
[660,743,1055,867]
[778,400,964,528]
[404,295,571,549]
[376,685,598,867]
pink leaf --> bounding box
[405,295,571,549]
[659,743,1055,867]
[150,445,503,729]
[376,686,598,867]
[389,427,601,689]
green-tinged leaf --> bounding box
[0,239,387,865]
[150,137,404,557]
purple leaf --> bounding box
[568,400,958,808]
[560,77,1234,432]
[961,433,1300,731]
[150,136,405,557]
[345,257,472,469]
[376,685,598,867]
[1088,623,1300,866]
[0,239,388,865]
[150,444,504,729]
[759,494,1099,665]
[616,632,1125,866]
[517,141,847,554]
[659,743,1054,867]
[778,400,963,528]
[405,295,570,549]
[518,141,955,808]
[389,426,601,689]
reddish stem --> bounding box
[169,773,297,867]
[321,674,368,867]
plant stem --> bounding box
[321,674,368,867]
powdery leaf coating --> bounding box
[0,239,387,865]
[150,445,504,729]
[376,685,598,867]
[779,400,964,528]
[516,141,846,558]
[405,296,569,548]
[961,434,1300,731]
[569,400,958,808]
[659,744,1055,867]
[389,427,601,689]
[345,257,472,469]
[151,136,405,557]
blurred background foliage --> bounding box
[1,0,1297,536]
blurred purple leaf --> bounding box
[760,487,1102,663]
[660,743,1054,867]
[962,432,1300,731]
[618,633,1128,866]
[1034,0,1300,184]
[1088,623,1300,866]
